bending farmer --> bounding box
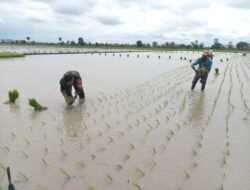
[191,50,213,91]
[60,71,85,104]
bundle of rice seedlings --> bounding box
[28,98,47,111]
[5,89,19,104]
[197,67,207,76]
[66,96,74,105]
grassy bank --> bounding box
[0,52,25,58]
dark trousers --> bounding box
[191,72,208,91]
[65,85,85,99]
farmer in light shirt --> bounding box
[191,50,213,91]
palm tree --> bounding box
[26,36,30,43]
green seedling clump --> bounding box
[197,68,207,76]
[215,68,219,75]
[29,98,47,111]
[5,89,19,104]
[66,96,74,105]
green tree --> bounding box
[236,41,249,50]
[136,40,143,48]
[26,36,30,42]
[59,37,62,41]
[78,37,85,46]
[152,41,158,48]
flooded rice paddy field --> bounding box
[0,51,250,190]
[0,45,143,54]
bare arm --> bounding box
[191,64,197,72]
[61,90,68,101]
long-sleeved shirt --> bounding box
[193,57,213,71]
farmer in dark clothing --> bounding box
[60,71,85,104]
[191,50,213,91]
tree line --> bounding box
[1,36,249,51]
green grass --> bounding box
[0,52,25,58]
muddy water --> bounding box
[0,52,250,190]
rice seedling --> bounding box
[76,160,86,170]
[114,164,123,172]
[133,181,142,190]
[91,154,96,160]
[18,171,29,182]
[147,159,156,170]
[191,161,198,168]
[86,186,95,190]
[128,143,135,151]
[184,171,190,180]
[3,146,10,152]
[105,123,112,130]
[60,138,64,144]
[196,141,202,148]
[167,129,174,136]
[36,184,47,190]
[24,137,30,147]
[223,149,230,156]
[22,150,29,159]
[61,149,68,157]
[86,135,91,143]
[105,174,113,184]
[5,89,19,104]
[220,184,224,190]
[156,119,160,126]
[134,167,145,178]
[222,156,227,166]
[118,131,125,137]
[29,98,47,111]
[192,150,197,157]
[0,163,6,170]
[44,146,48,155]
[97,130,103,137]
[42,158,48,166]
[123,152,130,162]
[58,168,71,179]
[136,119,140,126]
[151,147,157,156]
[11,132,16,139]
[108,136,114,143]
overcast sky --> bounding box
[0,0,249,45]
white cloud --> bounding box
[0,0,249,44]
